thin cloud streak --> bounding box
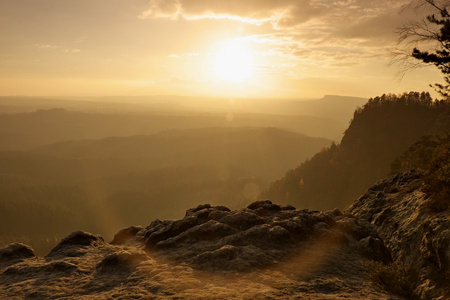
[141,0,411,62]
[142,0,409,28]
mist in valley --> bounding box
[0,95,365,254]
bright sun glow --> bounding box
[214,41,254,82]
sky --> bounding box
[0,0,445,99]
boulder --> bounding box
[46,230,104,258]
[136,200,377,272]
[0,243,35,265]
[96,251,148,274]
[111,225,143,245]
[349,171,450,299]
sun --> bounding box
[214,41,254,82]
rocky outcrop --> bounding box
[46,230,105,259]
[0,243,35,268]
[349,170,450,299]
[107,201,389,272]
[0,173,448,299]
[111,225,143,245]
[0,200,397,299]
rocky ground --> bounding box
[349,171,450,299]
[0,171,448,299]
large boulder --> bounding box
[118,201,385,272]
[0,243,35,267]
[349,171,450,299]
[46,230,104,259]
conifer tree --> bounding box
[397,0,450,98]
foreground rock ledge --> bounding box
[112,200,389,272]
[0,172,448,299]
[349,170,450,300]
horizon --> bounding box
[0,93,367,101]
[0,0,444,99]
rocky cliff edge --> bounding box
[0,171,448,299]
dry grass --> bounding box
[366,261,418,300]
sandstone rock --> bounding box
[2,260,79,283]
[111,225,143,245]
[46,230,104,258]
[44,261,79,274]
[247,200,281,214]
[0,243,35,263]
[135,201,376,273]
[0,194,427,299]
[335,216,375,241]
[96,251,148,274]
[3,171,446,299]
[349,171,450,299]
[145,216,201,249]
[155,220,237,250]
[222,224,291,247]
[219,209,266,230]
[357,236,391,264]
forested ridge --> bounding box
[261,92,450,210]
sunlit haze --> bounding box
[0,0,443,98]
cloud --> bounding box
[141,0,411,61]
[141,0,281,23]
[140,0,181,19]
[141,0,408,28]
[140,0,315,24]
[241,30,386,71]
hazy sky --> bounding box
[0,0,444,98]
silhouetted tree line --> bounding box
[352,92,447,117]
[261,92,450,210]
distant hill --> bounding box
[95,94,367,121]
[261,92,450,210]
[223,95,366,123]
[0,94,367,146]
[0,127,331,253]
[0,109,343,151]
[32,127,330,181]
[0,95,367,121]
